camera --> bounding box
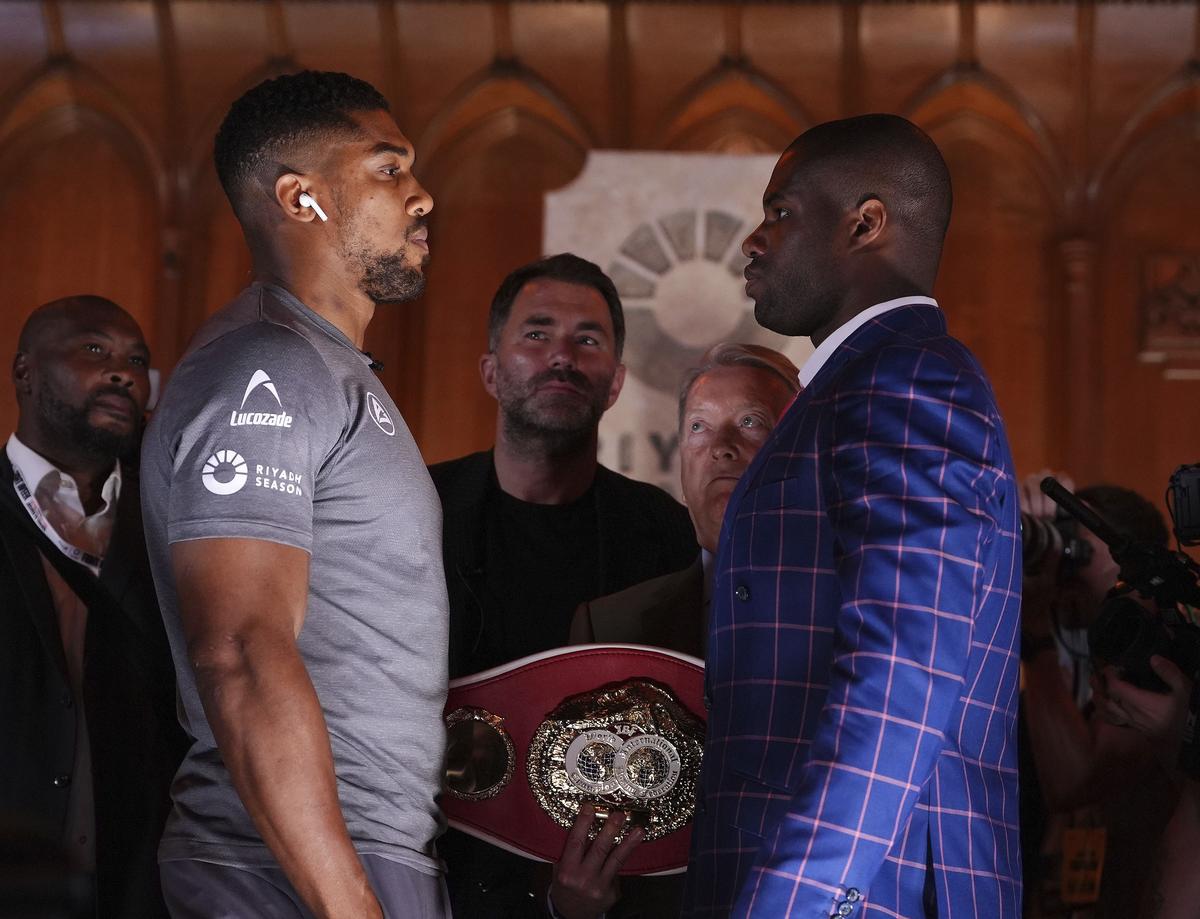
[1020,511,1093,576]
[1041,476,1200,776]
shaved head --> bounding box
[18,295,136,355]
[786,114,952,255]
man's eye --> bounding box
[689,421,703,433]
[776,207,791,219]
[84,343,104,354]
[578,336,598,346]
[382,166,400,177]
[525,330,547,341]
[129,355,149,367]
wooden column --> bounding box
[1059,238,1101,483]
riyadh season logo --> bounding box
[202,450,248,495]
[230,369,293,429]
[366,392,395,436]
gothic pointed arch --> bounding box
[904,64,1066,222]
[657,59,808,153]
[417,60,594,166]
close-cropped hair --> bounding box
[678,342,801,428]
[487,254,625,358]
[214,70,390,215]
[1077,484,1170,549]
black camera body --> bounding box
[1089,594,1200,693]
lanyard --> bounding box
[11,465,105,575]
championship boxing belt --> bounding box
[441,644,705,876]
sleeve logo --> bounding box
[202,450,248,495]
[366,392,395,436]
[231,369,293,428]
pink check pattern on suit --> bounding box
[683,304,1022,918]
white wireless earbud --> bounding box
[298,192,328,223]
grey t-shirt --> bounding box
[141,283,448,873]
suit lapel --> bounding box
[0,455,69,679]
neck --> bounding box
[492,424,599,504]
[253,246,375,348]
[15,423,114,515]
[810,273,932,348]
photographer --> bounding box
[1020,474,1177,917]
[1091,657,1196,918]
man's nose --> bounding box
[547,338,577,369]
[710,427,741,460]
[407,179,434,218]
[742,223,766,259]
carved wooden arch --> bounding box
[417,60,594,168]
[1096,107,1200,222]
[1091,64,1200,214]
[420,103,587,194]
[0,58,165,211]
[657,60,808,153]
[904,66,1067,224]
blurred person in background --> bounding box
[1020,473,1178,917]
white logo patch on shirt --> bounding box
[202,450,248,495]
[254,463,304,497]
[231,369,294,428]
[366,392,395,437]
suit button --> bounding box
[53,774,71,788]
[846,889,861,902]
[734,585,750,601]
[837,903,854,917]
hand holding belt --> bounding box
[442,643,706,875]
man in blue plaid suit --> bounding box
[683,115,1022,918]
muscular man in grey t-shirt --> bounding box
[141,72,447,919]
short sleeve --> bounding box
[157,324,346,552]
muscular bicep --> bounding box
[171,537,310,658]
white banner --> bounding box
[544,151,813,500]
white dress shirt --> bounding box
[798,295,939,387]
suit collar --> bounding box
[799,296,939,386]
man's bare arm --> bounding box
[171,537,382,919]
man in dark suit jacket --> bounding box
[430,254,697,919]
[0,296,184,917]
[685,116,1022,918]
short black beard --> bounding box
[36,385,139,462]
[501,403,596,458]
[497,367,608,459]
[359,252,426,304]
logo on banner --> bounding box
[231,369,293,428]
[366,392,395,436]
[202,450,248,495]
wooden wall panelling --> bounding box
[1096,112,1200,505]
[283,2,386,89]
[625,3,726,147]
[0,113,161,438]
[926,110,1060,480]
[0,3,48,95]
[859,3,958,115]
[741,4,843,130]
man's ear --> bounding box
[848,197,887,251]
[275,173,320,224]
[12,352,32,398]
[479,352,498,400]
[605,363,626,411]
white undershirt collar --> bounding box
[6,432,122,520]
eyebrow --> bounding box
[68,327,149,351]
[763,191,787,207]
[368,141,411,160]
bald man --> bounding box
[686,115,1022,917]
[0,296,184,916]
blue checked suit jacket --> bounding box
[683,304,1022,918]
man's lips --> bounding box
[90,393,137,421]
[408,226,429,253]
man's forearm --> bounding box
[193,632,381,919]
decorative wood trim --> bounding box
[1068,1,1095,222]
[723,4,743,63]
[608,0,631,147]
[266,0,291,65]
[377,0,406,129]
[1060,238,1101,480]
[957,0,977,67]
[840,1,861,116]
[492,2,514,63]
[153,0,186,368]
[40,0,66,61]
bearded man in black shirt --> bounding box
[430,253,698,919]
